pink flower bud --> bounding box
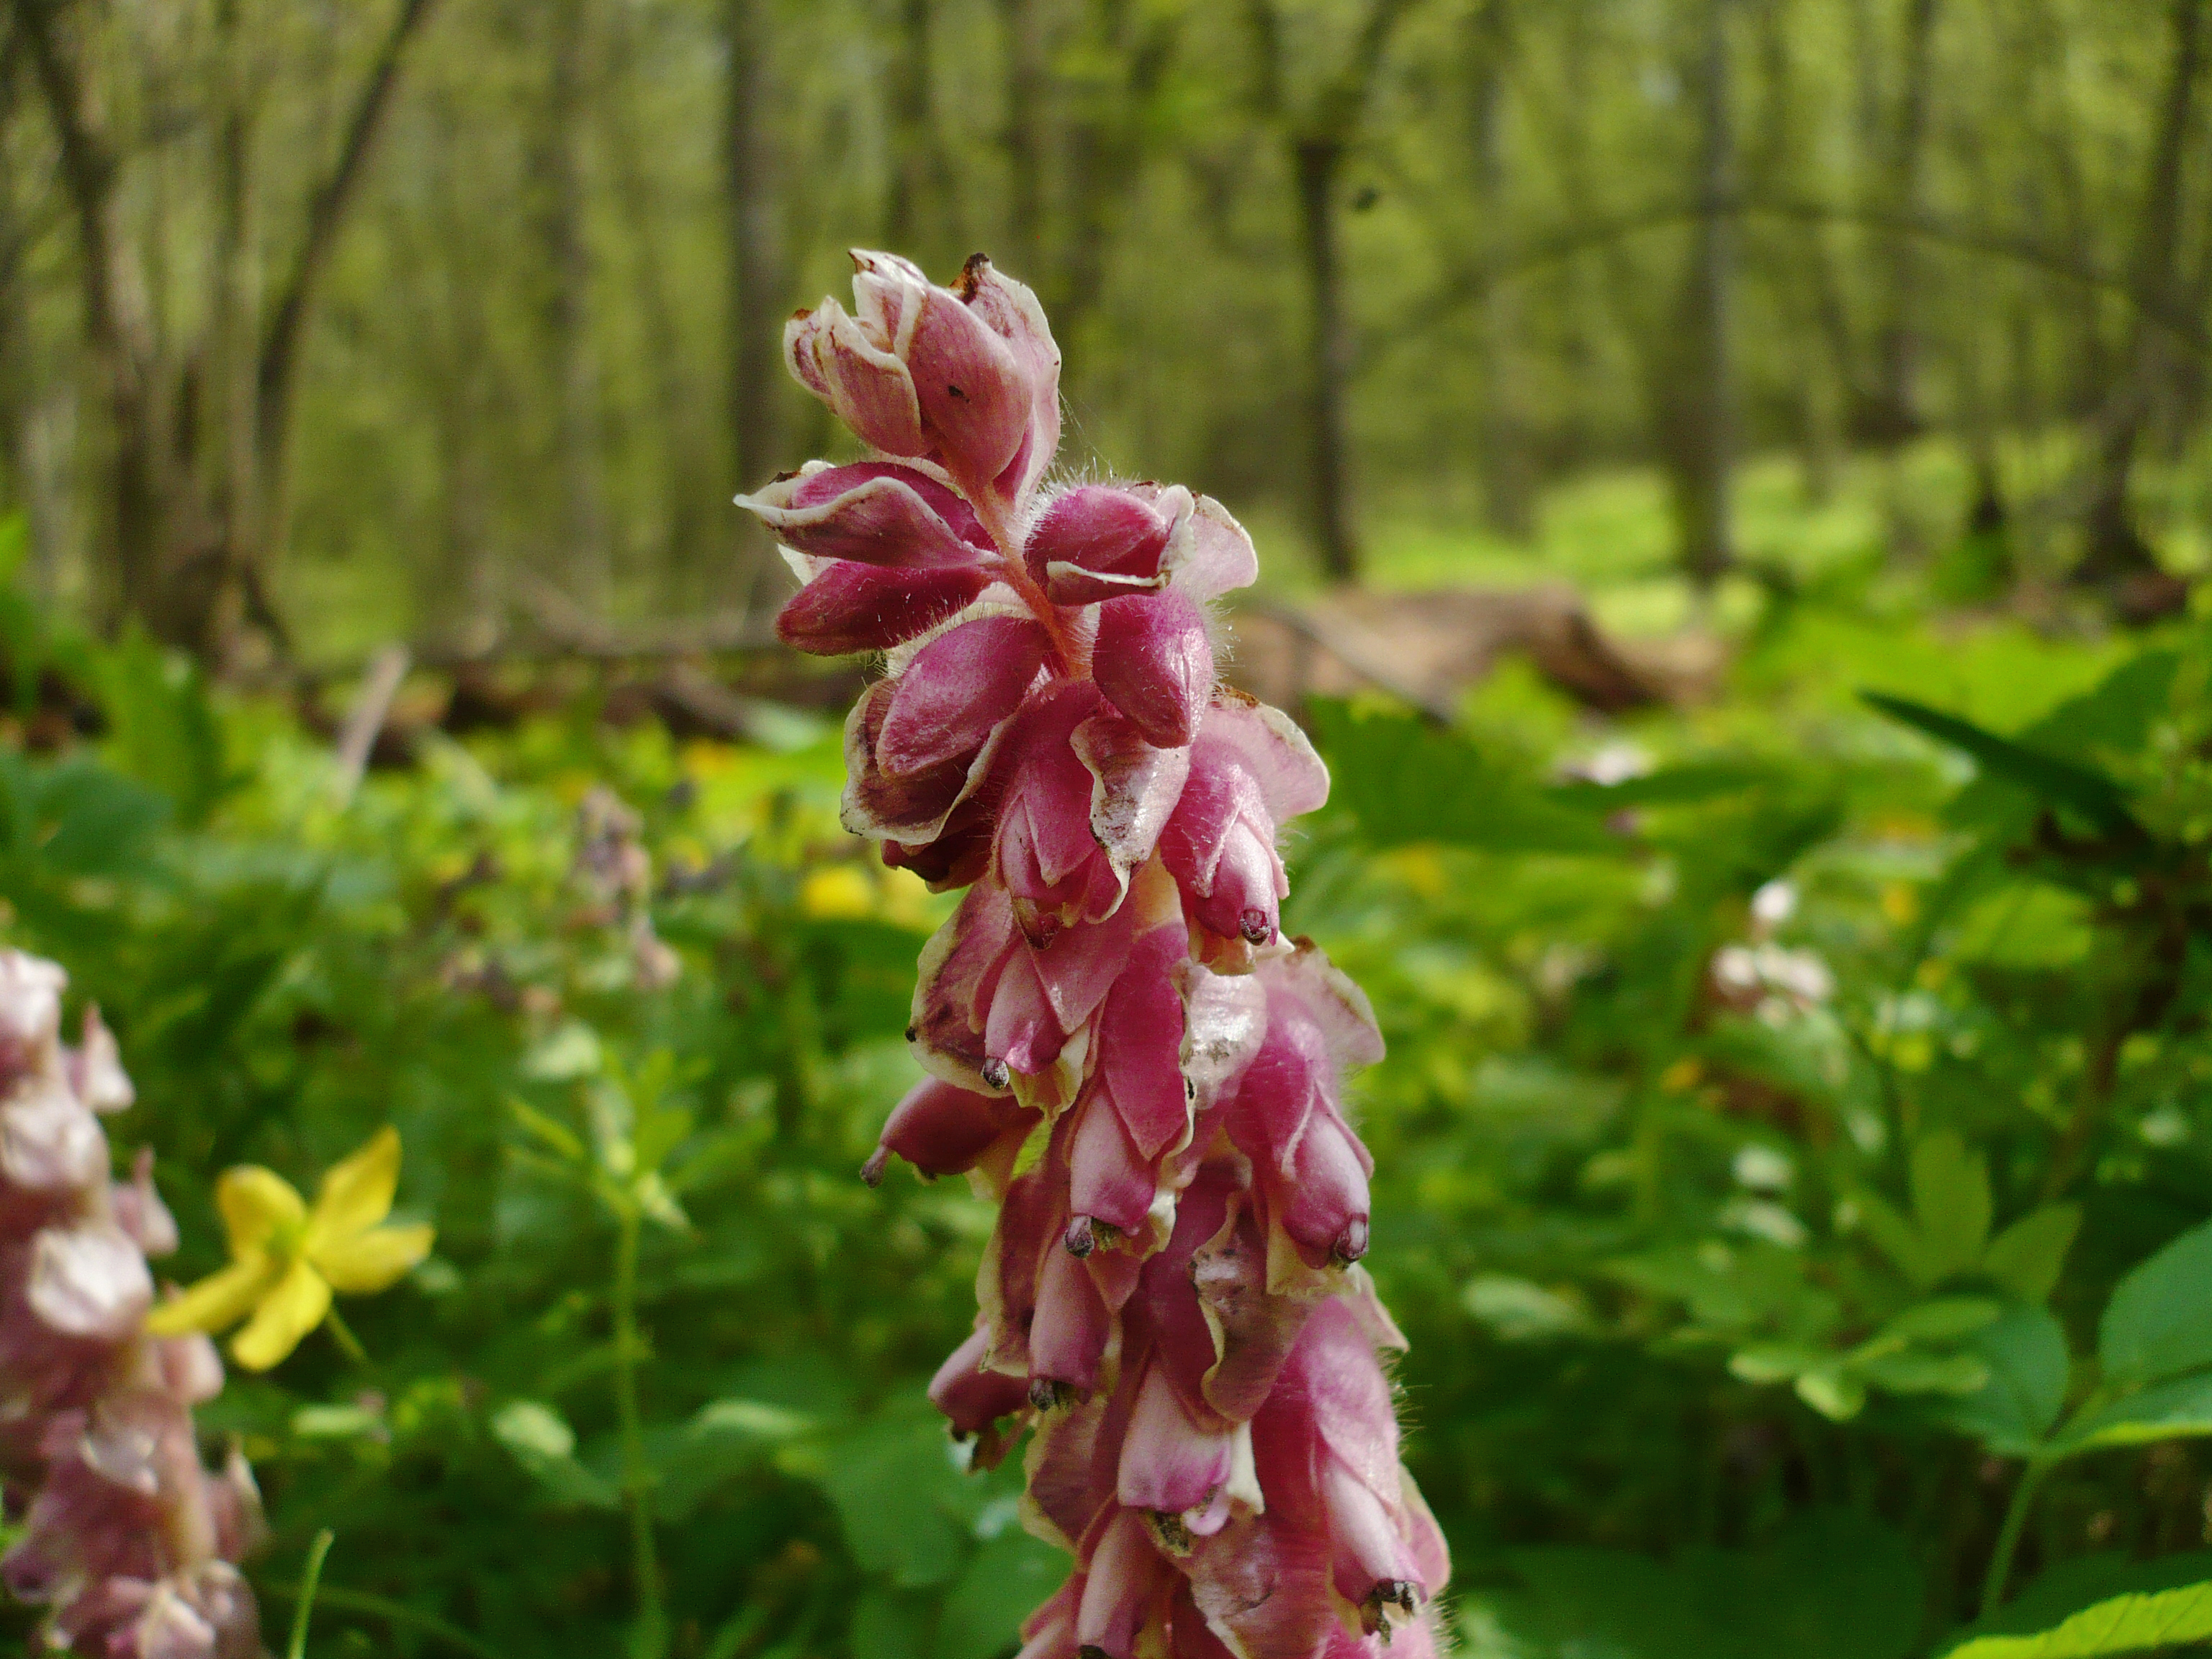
[1159,701,1328,949]
[928,1326,1033,1440]
[786,252,1053,511]
[1076,1508,1170,1659]
[737,462,992,568]
[775,559,992,657]
[111,1149,178,1258]
[1026,487,1179,605]
[0,950,66,1076]
[878,616,1050,776]
[865,1076,1038,1184]
[69,1007,135,1115]
[1094,590,1213,750]
[1116,1362,1236,1520]
[1030,1244,1110,1405]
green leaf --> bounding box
[851,1588,930,1659]
[1930,1305,2072,1457]
[1985,1206,2082,1303]
[811,1413,973,1589]
[1911,1133,1993,1284]
[1941,1581,2212,1658]
[934,1531,1066,1659]
[2054,1370,2212,1455]
[491,1401,620,1511]
[1855,1188,1938,1288]
[1306,701,1619,855]
[1854,1350,1989,1396]
[1797,1368,1868,1420]
[1860,692,2142,838]
[1877,1297,2005,1346]
[2099,1220,2212,1388]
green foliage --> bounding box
[5,582,2212,1658]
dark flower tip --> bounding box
[980,1057,1011,1090]
[860,1148,890,1187]
[1239,907,1272,945]
[1332,1217,1370,1265]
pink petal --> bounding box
[775,560,989,656]
[986,947,1068,1079]
[1118,1361,1236,1516]
[867,1077,1038,1183]
[1323,1462,1418,1622]
[1029,1245,1110,1402]
[1094,590,1213,750]
[956,256,1063,507]
[783,293,928,457]
[27,1223,152,1341]
[1073,711,1192,881]
[1097,931,1190,1161]
[910,882,1024,1091]
[929,1326,1032,1437]
[737,462,989,568]
[1185,1511,1337,1659]
[1076,1508,1166,1659]
[1017,1579,1082,1659]
[877,616,1048,777]
[68,1007,135,1114]
[904,276,1034,495]
[1273,1107,1372,1269]
[1028,486,1177,604]
[1068,1089,1159,1241]
[1160,493,1260,604]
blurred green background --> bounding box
[5,1,2212,1658]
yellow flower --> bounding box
[146,1127,435,1370]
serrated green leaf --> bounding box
[1986,1206,2082,1303]
[1941,1581,2212,1658]
[2099,1220,2212,1388]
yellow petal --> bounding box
[314,1223,435,1295]
[144,1255,282,1336]
[228,1259,332,1372]
[218,1166,307,1257]
[308,1126,403,1249]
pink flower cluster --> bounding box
[744,253,1447,1659]
[0,952,263,1658]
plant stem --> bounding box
[611,1205,665,1658]
[285,1528,336,1659]
[323,1305,369,1365]
[1981,1459,2050,1617]
[261,1583,504,1659]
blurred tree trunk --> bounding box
[2072,0,2206,588]
[1663,0,1735,592]
[886,0,956,259]
[998,0,1046,279]
[1467,0,1534,540]
[1246,0,1416,586]
[540,0,607,612]
[16,0,437,664]
[724,0,783,605]
[1864,0,1941,446]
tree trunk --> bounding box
[1666,0,1735,592]
[543,0,607,611]
[253,0,442,624]
[1292,136,1359,583]
[997,0,1046,279]
[1866,0,1941,446]
[886,0,948,257]
[724,0,784,611]
[2073,0,2205,588]
[1467,0,1533,540]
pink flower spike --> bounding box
[1094,590,1213,750]
[737,462,992,568]
[877,616,1049,777]
[1027,486,1180,605]
[866,1077,1038,1185]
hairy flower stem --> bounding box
[612,1204,666,1659]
